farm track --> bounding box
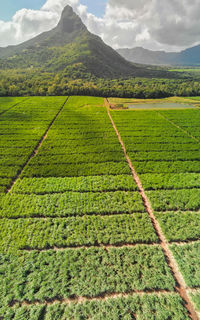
[2,206,200,219]
[169,239,200,246]
[0,98,29,117]
[7,188,199,195]
[188,288,200,294]
[10,188,135,195]
[9,289,178,308]
[0,211,145,220]
[21,243,160,252]
[19,238,200,252]
[105,98,199,320]
[6,97,69,193]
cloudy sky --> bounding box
[0,0,200,52]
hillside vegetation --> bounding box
[0,5,195,99]
[0,6,169,79]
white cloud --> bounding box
[104,0,200,51]
[41,0,79,14]
[0,0,79,47]
[0,0,200,52]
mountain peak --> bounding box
[0,4,169,78]
[56,5,87,34]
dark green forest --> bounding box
[1,67,200,98]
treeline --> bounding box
[1,68,200,98]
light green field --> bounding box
[1,96,200,319]
[109,96,200,110]
[169,68,200,73]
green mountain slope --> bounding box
[0,6,172,78]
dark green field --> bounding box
[0,96,200,319]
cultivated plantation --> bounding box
[0,96,200,319]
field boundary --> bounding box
[9,289,178,308]
[105,98,199,320]
[169,239,200,245]
[0,98,29,116]
[0,211,145,220]
[2,207,198,218]
[18,238,200,252]
[20,243,160,252]
[11,188,136,195]
[7,97,69,193]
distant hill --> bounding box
[0,6,173,78]
[117,46,200,66]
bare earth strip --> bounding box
[19,239,200,252]
[0,211,144,220]
[10,290,177,308]
[7,97,69,193]
[105,98,199,320]
[169,239,200,246]
[21,243,160,252]
[188,289,200,294]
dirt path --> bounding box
[20,243,160,252]
[10,289,178,308]
[105,98,199,320]
[19,239,200,252]
[7,97,69,193]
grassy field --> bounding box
[169,68,200,73]
[0,96,200,319]
[109,96,200,110]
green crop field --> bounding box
[0,96,200,319]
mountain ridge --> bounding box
[0,6,89,59]
[0,5,173,79]
[117,45,200,66]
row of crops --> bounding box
[112,107,200,317]
[112,109,200,237]
[0,96,199,319]
[0,97,66,193]
[0,97,24,115]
